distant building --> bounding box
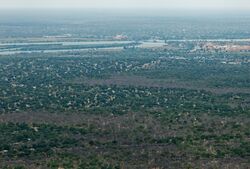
[113,34,128,40]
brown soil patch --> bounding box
[72,75,250,94]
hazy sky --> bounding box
[1,0,250,10]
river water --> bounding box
[1,39,249,55]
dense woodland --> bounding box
[0,15,250,169]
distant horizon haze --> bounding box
[0,0,250,11]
